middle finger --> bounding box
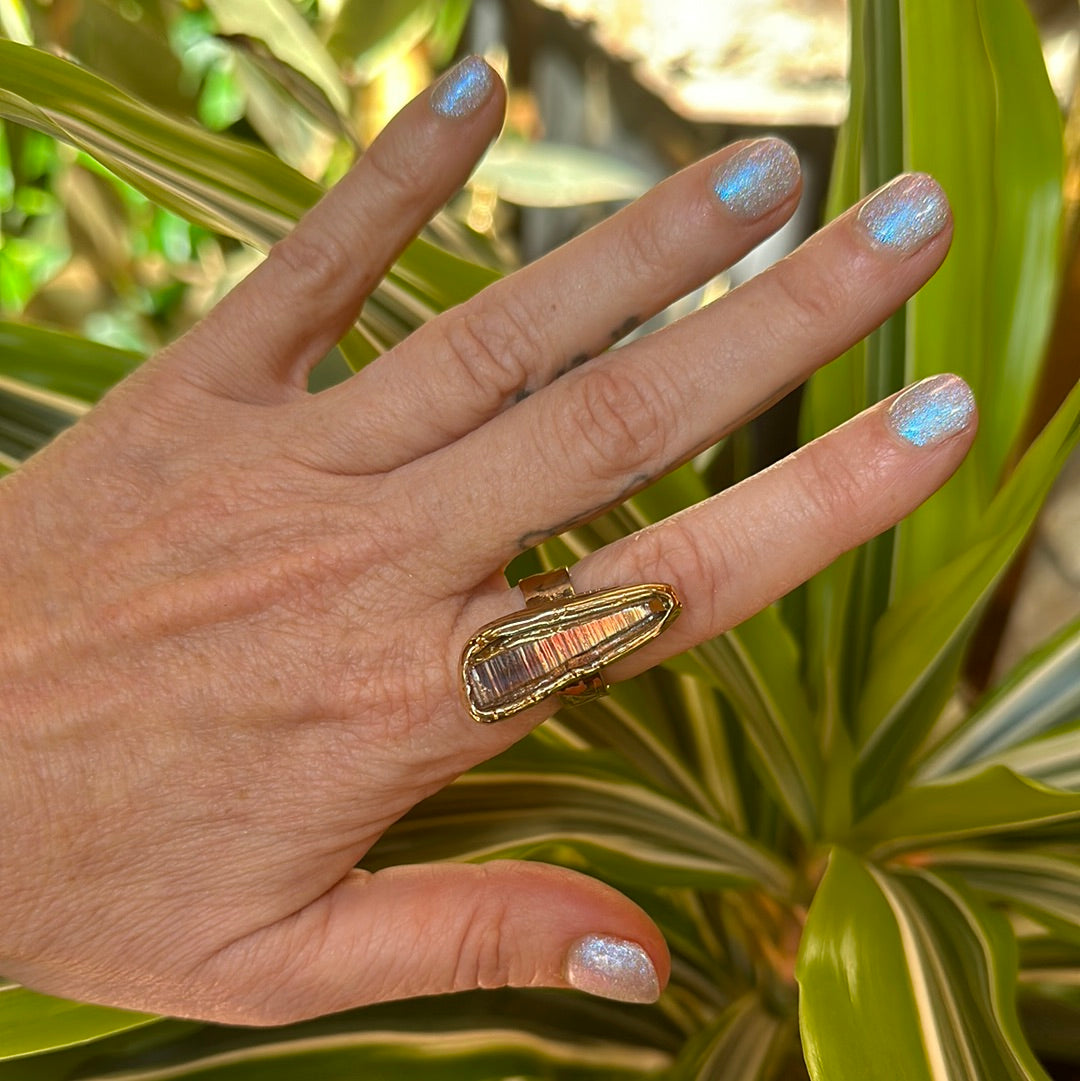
[414,172,951,578]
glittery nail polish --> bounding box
[858,173,949,254]
[888,374,976,447]
[430,56,494,119]
[712,138,801,221]
[564,934,660,1004]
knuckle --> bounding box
[617,205,677,281]
[438,297,545,407]
[267,226,354,299]
[767,255,847,336]
[450,867,513,992]
[633,517,744,629]
[563,367,670,480]
[361,134,428,209]
[795,440,873,525]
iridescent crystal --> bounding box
[461,583,680,723]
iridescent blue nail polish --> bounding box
[858,173,949,254]
[888,374,976,447]
[430,56,494,119]
[712,138,801,221]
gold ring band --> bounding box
[461,568,681,724]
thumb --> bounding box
[206,861,669,1025]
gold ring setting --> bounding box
[461,568,682,724]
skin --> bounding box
[0,62,974,1024]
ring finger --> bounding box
[451,375,976,734]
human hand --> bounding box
[0,56,974,1024]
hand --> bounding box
[0,56,974,1024]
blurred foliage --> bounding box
[2,0,1080,1079]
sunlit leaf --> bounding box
[203,0,349,120]
[472,141,655,207]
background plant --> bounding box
[1,0,1079,1078]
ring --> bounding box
[461,568,682,724]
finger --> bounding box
[453,375,976,704]
[307,137,802,471]
[421,173,952,572]
[199,862,667,1024]
[180,57,505,401]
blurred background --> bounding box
[2,0,1078,668]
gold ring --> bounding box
[461,568,681,724]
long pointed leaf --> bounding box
[368,743,793,897]
[798,848,1049,1081]
[848,767,1080,860]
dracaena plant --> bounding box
[2,0,1080,1078]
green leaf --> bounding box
[854,378,1080,810]
[0,983,157,1062]
[916,614,1080,782]
[666,995,791,1081]
[848,767,1080,860]
[367,741,793,897]
[893,0,1063,596]
[0,321,142,402]
[798,848,1049,1081]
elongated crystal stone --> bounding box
[461,583,680,723]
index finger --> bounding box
[181,57,505,401]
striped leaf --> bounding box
[0,323,142,467]
[672,606,820,842]
[798,848,1049,1081]
[847,767,1080,860]
[3,991,677,1081]
[666,995,792,1081]
[0,321,143,402]
[916,614,1080,782]
[943,721,1080,792]
[0,377,87,468]
[367,742,792,897]
[929,850,1080,946]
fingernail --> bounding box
[430,56,494,119]
[712,138,801,221]
[857,173,949,254]
[888,374,976,447]
[564,934,660,1004]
